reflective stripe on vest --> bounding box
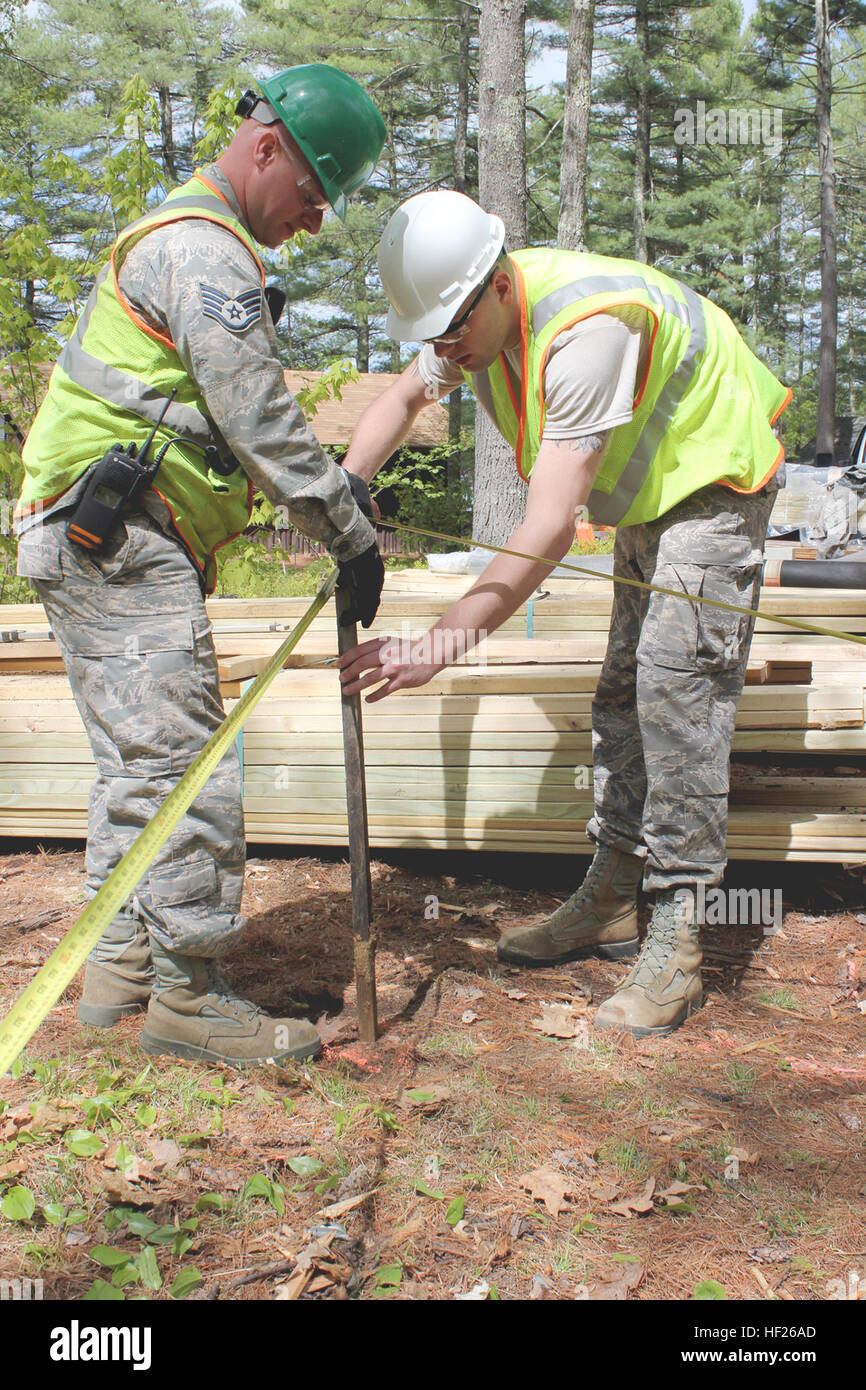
[529,274,708,524]
[56,268,219,451]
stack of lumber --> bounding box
[2,568,866,861]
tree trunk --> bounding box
[158,86,178,184]
[557,0,595,250]
[815,0,837,465]
[475,0,528,545]
[453,0,471,195]
[387,144,403,373]
[633,0,649,264]
[356,314,370,374]
[448,0,473,452]
[353,264,371,373]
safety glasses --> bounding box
[271,122,331,212]
[424,266,497,346]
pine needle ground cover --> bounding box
[0,845,863,1302]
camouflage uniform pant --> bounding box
[20,511,244,957]
[585,477,781,892]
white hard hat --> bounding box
[378,190,506,341]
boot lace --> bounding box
[571,842,616,906]
[203,961,260,1021]
[626,896,685,987]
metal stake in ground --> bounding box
[336,585,378,1044]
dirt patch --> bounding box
[0,842,864,1302]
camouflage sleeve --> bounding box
[116,222,375,561]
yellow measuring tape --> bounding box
[0,571,337,1078]
[376,519,866,648]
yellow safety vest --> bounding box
[465,247,791,525]
[18,171,262,591]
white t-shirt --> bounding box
[417,307,649,441]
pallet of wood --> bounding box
[2,574,866,862]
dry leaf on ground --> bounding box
[317,1191,376,1220]
[531,1003,585,1038]
[95,1173,155,1205]
[23,1101,77,1134]
[589,1179,621,1203]
[608,1178,657,1217]
[576,1261,645,1300]
[147,1139,182,1171]
[656,1180,704,1207]
[519,1166,578,1216]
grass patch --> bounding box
[638,1096,681,1120]
[598,1137,649,1175]
[215,552,427,599]
[418,1031,475,1059]
[756,987,799,1011]
[725,1061,757,1095]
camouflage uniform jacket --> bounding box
[18,164,375,565]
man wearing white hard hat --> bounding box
[339,189,791,1038]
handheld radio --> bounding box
[66,390,178,551]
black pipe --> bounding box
[763,558,866,588]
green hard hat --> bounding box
[253,64,386,222]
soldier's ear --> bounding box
[252,127,280,172]
[492,262,514,307]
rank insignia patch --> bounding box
[200,284,263,334]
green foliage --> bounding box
[371,1259,403,1296]
[195,85,243,166]
[103,76,166,225]
[694,1279,727,1299]
[375,441,473,551]
[1,1184,37,1221]
[243,1172,286,1212]
[445,1194,466,1226]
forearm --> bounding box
[342,391,417,483]
[426,514,575,661]
[204,361,375,560]
[422,435,605,663]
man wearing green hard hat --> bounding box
[15,64,387,1067]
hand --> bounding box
[339,635,444,702]
[344,469,380,521]
[336,541,385,628]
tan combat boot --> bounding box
[593,888,703,1037]
[140,942,321,1065]
[77,915,155,1027]
[497,843,642,966]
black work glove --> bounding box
[344,469,375,520]
[337,541,385,628]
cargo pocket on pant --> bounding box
[637,562,702,673]
[694,558,763,675]
[640,547,762,677]
[142,853,223,954]
[16,526,65,581]
[69,618,203,777]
